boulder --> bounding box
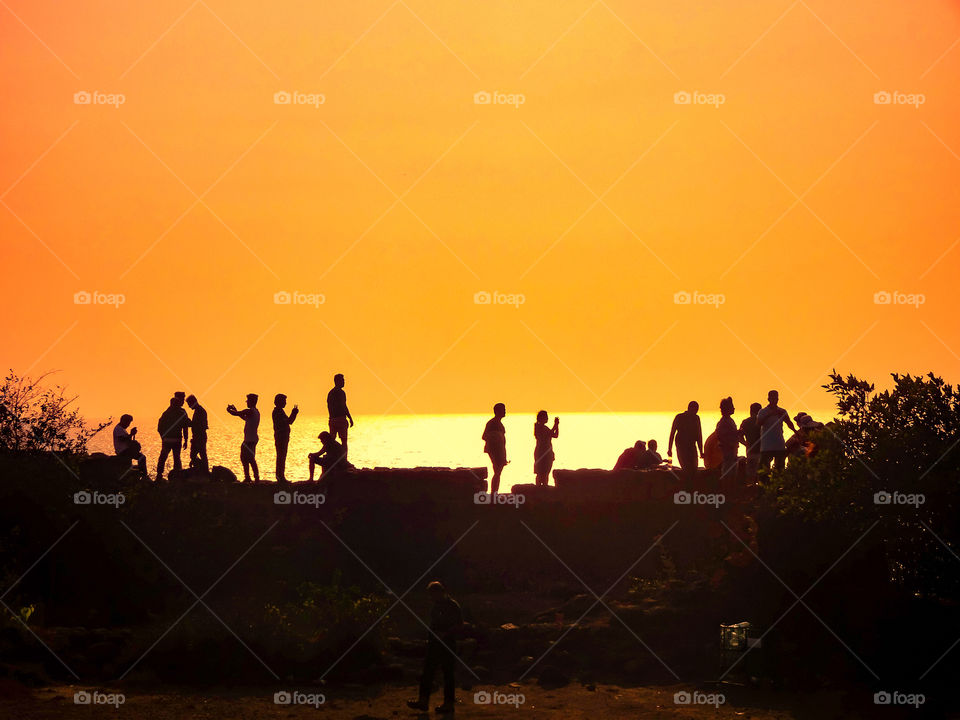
[210,465,238,483]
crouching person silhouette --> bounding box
[407,581,462,714]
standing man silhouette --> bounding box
[668,401,703,487]
[533,410,559,486]
[228,394,260,482]
[407,581,462,714]
[717,397,739,480]
[757,390,797,473]
[186,394,208,473]
[327,374,354,459]
[482,403,507,495]
[157,397,188,481]
[273,393,298,483]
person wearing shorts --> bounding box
[228,393,261,482]
[327,374,354,458]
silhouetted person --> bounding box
[787,412,825,456]
[738,402,763,476]
[173,392,189,450]
[308,431,349,482]
[645,439,663,467]
[615,440,645,470]
[533,410,559,486]
[327,373,353,458]
[407,581,461,714]
[272,393,298,483]
[113,414,147,478]
[717,396,738,480]
[157,398,188,481]
[757,390,796,473]
[668,401,703,486]
[227,394,260,482]
[186,394,208,473]
[482,403,507,495]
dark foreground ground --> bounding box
[5,679,943,720]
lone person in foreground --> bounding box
[407,581,462,714]
[327,373,354,459]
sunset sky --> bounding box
[2,0,959,423]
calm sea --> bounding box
[88,411,832,483]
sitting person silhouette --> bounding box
[614,440,646,470]
[533,410,559,486]
[308,431,352,482]
[113,414,147,478]
[644,439,664,467]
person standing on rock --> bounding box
[667,400,703,487]
[757,389,796,474]
[482,403,507,495]
[533,410,559,486]
[738,402,763,477]
[186,394,208,473]
[327,374,354,459]
[407,581,462,714]
[717,396,739,480]
[228,393,260,482]
[272,393,298,483]
[157,397,188,481]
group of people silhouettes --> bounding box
[112,375,355,482]
[115,384,820,487]
[654,389,822,484]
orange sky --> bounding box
[2,0,959,423]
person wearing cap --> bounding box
[227,393,261,482]
[407,581,462,714]
[272,393,298,483]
